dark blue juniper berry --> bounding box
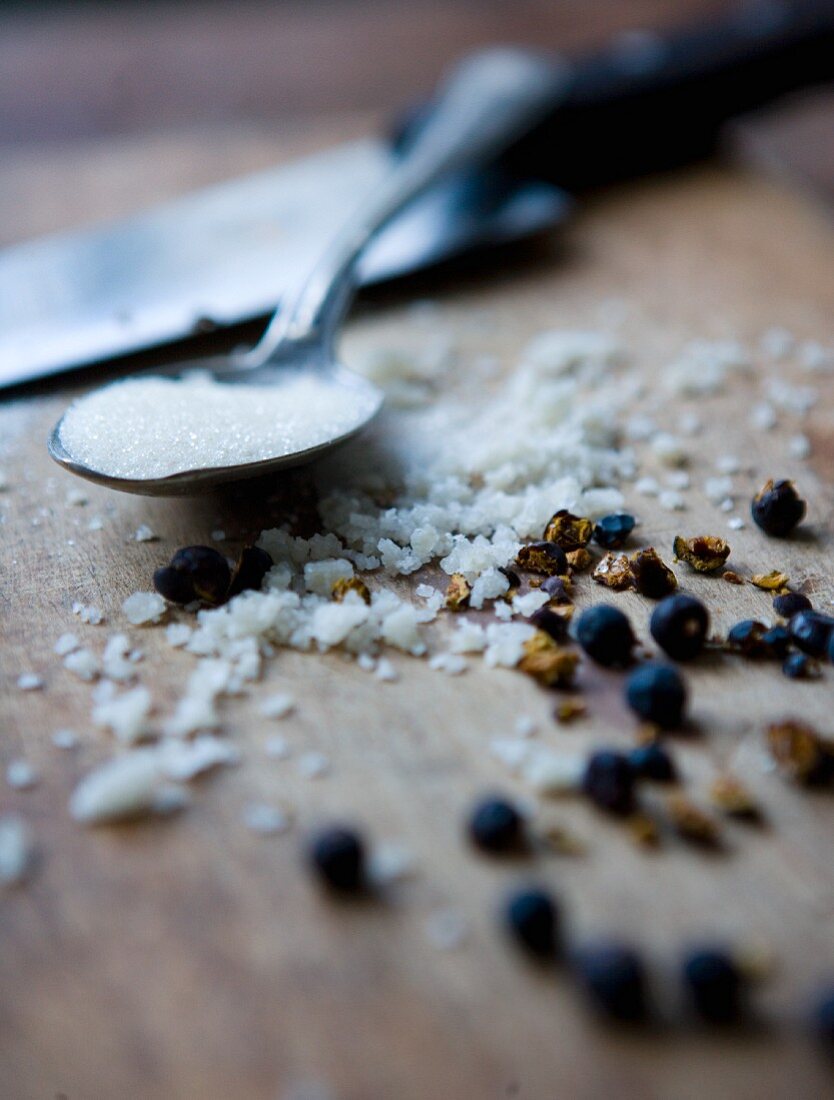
[574,942,649,1023]
[625,663,687,729]
[650,594,709,661]
[783,652,820,680]
[468,794,524,854]
[789,610,834,657]
[308,825,366,894]
[751,478,806,537]
[574,605,635,667]
[582,750,636,815]
[504,886,560,960]
[773,591,812,618]
[593,513,636,551]
[682,948,744,1025]
[153,544,231,605]
[629,741,676,782]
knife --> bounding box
[1,0,832,391]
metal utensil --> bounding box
[48,49,568,495]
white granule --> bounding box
[658,490,686,512]
[376,655,398,682]
[414,583,435,599]
[241,802,291,836]
[425,908,469,951]
[92,686,152,743]
[65,487,88,506]
[122,591,166,625]
[259,693,295,719]
[69,751,169,824]
[72,602,104,625]
[87,515,104,531]
[766,378,817,416]
[304,558,354,596]
[16,673,43,691]
[716,454,742,474]
[53,633,80,656]
[664,470,690,491]
[511,589,549,616]
[157,736,241,780]
[264,734,291,759]
[297,751,330,779]
[6,760,38,790]
[427,652,468,675]
[677,411,702,435]
[750,402,778,431]
[522,750,584,795]
[651,433,687,467]
[211,529,226,542]
[483,622,535,668]
[63,647,100,681]
[165,623,192,648]
[514,715,537,738]
[469,568,510,609]
[489,737,533,771]
[664,339,751,396]
[356,653,376,673]
[58,373,381,481]
[52,729,79,750]
[728,517,745,530]
[0,816,35,885]
[788,434,812,459]
[367,842,416,887]
[133,524,156,542]
[704,476,734,503]
[799,340,834,373]
[493,600,513,620]
[719,497,735,513]
[162,658,231,737]
[635,476,660,497]
[625,414,656,441]
[449,621,487,653]
[102,634,138,682]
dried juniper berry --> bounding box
[783,652,820,680]
[773,591,812,618]
[516,541,568,576]
[760,625,791,659]
[468,794,524,854]
[629,547,677,599]
[789,610,834,657]
[308,825,366,893]
[650,594,709,661]
[574,605,635,667]
[593,513,635,551]
[153,545,231,605]
[682,948,744,1025]
[625,663,686,729]
[504,886,560,960]
[629,742,676,783]
[582,750,635,815]
[573,942,648,1023]
[226,546,274,599]
[751,478,806,537]
[529,606,569,642]
[726,619,771,658]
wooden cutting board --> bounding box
[1,122,834,1100]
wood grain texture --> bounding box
[1,124,834,1100]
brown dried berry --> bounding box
[722,570,745,585]
[592,553,633,591]
[543,510,593,550]
[445,574,471,611]
[673,534,731,573]
[766,720,834,785]
[226,546,274,599]
[332,577,371,604]
[518,632,579,688]
[751,570,790,593]
[630,548,677,599]
[666,794,721,847]
[516,541,569,576]
[709,775,760,819]
[627,812,661,848]
[555,698,586,723]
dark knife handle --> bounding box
[394,0,834,191]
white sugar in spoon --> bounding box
[49,49,567,496]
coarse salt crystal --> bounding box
[0,816,35,885]
[211,529,226,542]
[368,842,417,887]
[165,623,192,648]
[716,454,741,474]
[750,402,777,431]
[704,476,734,503]
[658,490,686,512]
[664,470,690,491]
[297,751,330,779]
[65,488,88,506]
[522,750,584,795]
[264,734,291,759]
[158,736,241,781]
[72,602,104,625]
[6,760,38,790]
[728,517,745,530]
[52,729,79,750]
[63,648,100,681]
[425,908,469,951]
[69,751,167,824]
[53,632,80,656]
[122,591,166,625]
[635,476,660,497]
[719,497,735,513]
[16,673,43,691]
[374,657,399,682]
[133,524,156,542]
[484,622,535,668]
[651,433,687,467]
[241,802,291,835]
[511,589,549,616]
[92,686,152,743]
[259,693,295,719]
[514,715,537,738]
[788,434,812,459]
[427,652,468,675]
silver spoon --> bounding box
[48,49,567,496]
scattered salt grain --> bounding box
[511,589,549,616]
[264,734,291,760]
[122,591,166,625]
[719,497,735,513]
[63,647,100,681]
[522,750,584,796]
[367,842,416,887]
[677,411,702,435]
[514,715,537,738]
[427,652,468,675]
[483,622,535,668]
[635,476,660,497]
[658,490,686,511]
[211,529,226,542]
[6,760,38,790]
[72,601,104,625]
[665,339,751,396]
[65,488,88,506]
[425,908,469,951]
[664,470,691,491]
[53,632,80,656]
[727,517,745,530]
[102,633,138,682]
[489,737,533,771]
[259,693,295,719]
[375,657,399,682]
[158,736,241,780]
[69,751,166,824]
[704,476,734,503]
[651,433,687,467]
[297,751,330,779]
[87,515,104,532]
[165,623,192,648]
[241,802,291,836]
[92,686,152,744]
[52,729,79,750]
[0,816,35,885]
[625,414,656,442]
[133,524,156,542]
[788,433,812,459]
[799,340,834,373]
[16,673,43,692]
[766,378,817,416]
[716,454,742,474]
[750,402,777,431]
[304,558,354,596]
[415,584,435,599]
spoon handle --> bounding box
[252,48,568,365]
